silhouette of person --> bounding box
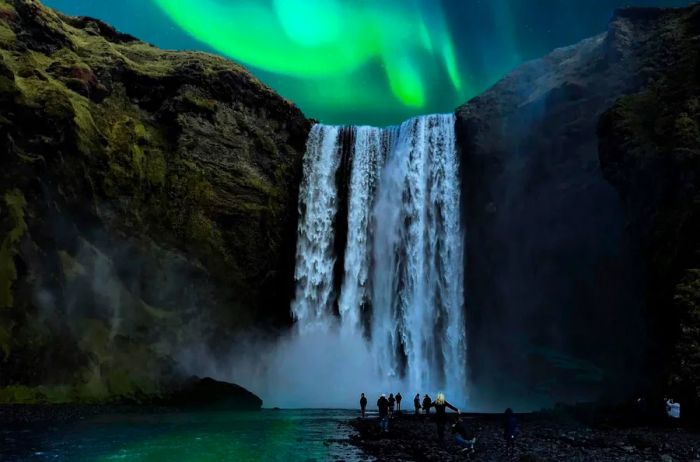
[377,394,390,432]
[360,393,367,419]
[388,393,395,416]
[504,408,517,455]
[430,392,459,442]
[452,417,476,453]
[396,393,402,412]
[422,394,432,416]
[414,394,421,415]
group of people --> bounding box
[360,392,403,419]
[360,392,519,454]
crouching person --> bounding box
[452,418,476,453]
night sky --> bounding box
[43,0,693,126]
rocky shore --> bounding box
[348,412,700,461]
[0,377,262,425]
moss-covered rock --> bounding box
[0,0,310,402]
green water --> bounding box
[1,409,366,461]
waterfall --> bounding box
[291,125,342,330]
[292,114,467,400]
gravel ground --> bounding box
[348,412,700,461]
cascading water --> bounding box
[291,114,467,401]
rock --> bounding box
[599,5,700,416]
[163,377,262,411]
[456,3,700,408]
[0,0,310,402]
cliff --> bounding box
[0,0,310,402]
[456,4,700,410]
[599,6,700,415]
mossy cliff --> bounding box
[0,0,310,402]
[599,6,700,416]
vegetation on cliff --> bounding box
[599,5,700,416]
[0,0,310,402]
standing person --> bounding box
[414,394,421,415]
[388,393,396,417]
[422,394,432,416]
[377,394,390,433]
[504,408,517,455]
[360,393,367,419]
[430,392,460,442]
[396,393,402,412]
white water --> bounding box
[289,114,467,404]
[290,125,342,331]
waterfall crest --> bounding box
[292,114,467,399]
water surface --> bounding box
[1,409,366,461]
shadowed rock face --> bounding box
[599,6,700,416]
[0,0,310,401]
[456,5,700,409]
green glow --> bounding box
[153,0,462,113]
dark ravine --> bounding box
[0,0,310,402]
[456,4,700,412]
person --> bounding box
[360,393,367,419]
[422,394,432,416]
[504,408,517,454]
[396,392,402,412]
[666,398,681,419]
[377,394,390,433]
[388,393,395,417]
[452,417,476,453]
[414,394,421,415]
[430,392,460,442]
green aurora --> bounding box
[43,0,694,125]
[152,0,465,111]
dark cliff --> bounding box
[599,6,700,415]
[456,4,700,410]
[0,0,310,402]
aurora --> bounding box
[152,0,463,109]
[42,0,695,125]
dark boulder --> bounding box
[165,377,263,411]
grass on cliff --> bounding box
[0,189,27,311]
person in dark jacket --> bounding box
[377,394,390,432]
[414,394,421,415]
[430,392,460,442]
[504,408,517,454]
[422,394,432,416]
[360,393,367,419]
[388,393,395,417]
[452,418,476,453]
[396,393,402,412]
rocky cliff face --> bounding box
[599,6,700,414]
[0,0,310,402]
[456,5,700,409]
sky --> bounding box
[43,0,693,126]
